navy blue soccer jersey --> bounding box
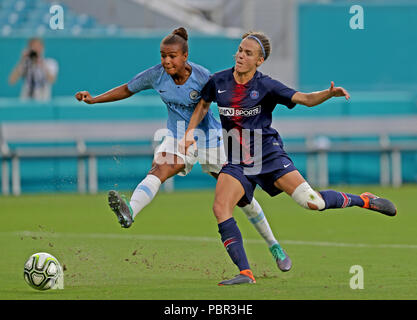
[200,67,298,174]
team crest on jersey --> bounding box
[189,90,199,100]
[250,90,259,99]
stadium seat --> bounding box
[0,0,15,10]
[0,0,117,35]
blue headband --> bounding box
[247,35,266,58]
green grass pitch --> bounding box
[1,185,416,300]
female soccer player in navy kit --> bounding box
[181,31,397,285]
[75,28,292,272]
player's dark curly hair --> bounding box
[161,27,188,53]
[242,31,271,60]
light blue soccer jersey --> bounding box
[127,61,222,149]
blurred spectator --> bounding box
[8,38,58,101]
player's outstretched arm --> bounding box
[179,98,211,155]
[75,83,133,104]
[291,81,350,107]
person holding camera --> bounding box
[9,38,58,101]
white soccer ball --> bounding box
[24,252,61,291]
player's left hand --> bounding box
[329,81,350,100]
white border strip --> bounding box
[2,231,417,249]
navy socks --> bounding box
[216,192,364,272]
[218,217,250,271]
[319,190,364,209]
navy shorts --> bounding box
[220,155,298,206]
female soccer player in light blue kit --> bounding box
[75,27,291,272]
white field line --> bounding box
[2,231,417,249]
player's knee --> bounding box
[148,163,183,183]
[212,201,223,220]
[148,164,167,183]
[212,201,232,222]
[291,182,325,211]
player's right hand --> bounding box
[178,131,197,156]
[75,91,95,104]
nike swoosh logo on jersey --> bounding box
[283,163,291,168]
[159,90,166,93]
[218,89,226,93]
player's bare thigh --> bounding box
[273,170,307,195]
[213,173,245,224]
[149,152,185,183]
[274,170,324,209]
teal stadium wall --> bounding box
[0,34,241,97]
[295,1,417,185]
[298,1,417,92]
